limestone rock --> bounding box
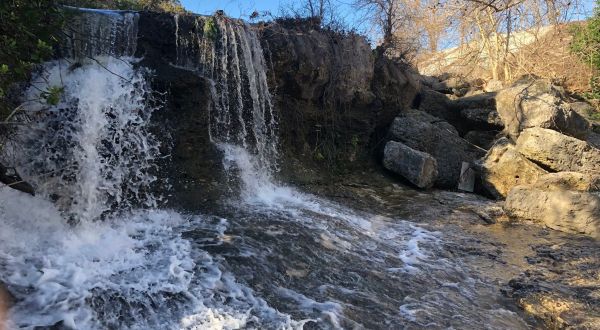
[528,172,600,192]
[389,111,485,187]
[516,127,600,174]
[495,78,590,139]
[479,138,547,199]
[383,141,438,189]
[417,89,454,122]
[483,79,503,92]
[403,109,459,135]
[504,184,600,239]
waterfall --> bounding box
[174,16,281,201]
[0,10,299,329]
[13,57,160,222]
[62,8,139,58]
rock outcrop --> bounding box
[495,78,590,139]
[504,172,600,238]
[132,13,420,208]
[479,138,547,198]
[516,127,600,173]
[383,141,438,188]
[388,110,485,187]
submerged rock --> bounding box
[383,141,438,189]
[504,172,600,238]
[479,138,547,199]
[516,127,600,174]
[0,281,13,327]
[495,78,590,139]
[388,110,485,188]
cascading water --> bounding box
[0,9,299,329]
[0,9,537,330]
[173,16,283,203]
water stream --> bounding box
[0,10,533,329]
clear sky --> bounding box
[180,0,290,18]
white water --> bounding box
[0,10,533,330]
[0,14,300,325]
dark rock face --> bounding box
[260,22,418,173]
[131,13,419,209]
[136,13,225,209]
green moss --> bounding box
[203,17,218,40]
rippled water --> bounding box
[0,9,534,329]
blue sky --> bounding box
[180,0,290,18]
[180,0,596,20]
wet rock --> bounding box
[383,141,438,188]
[516,127,600,174]
[464,130,499,150]
[0,163,34,196]
[460,107,504,130]
[479,138,547,199]
[504,173,600,238]
[495,78,590,139]
[388,111,485,188]
[0,281,13,328]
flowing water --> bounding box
[0,10,533,329]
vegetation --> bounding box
[203,17,218,40]
[571,0,600,102]
[60,0,185,12]
[0,0,184,120]
[0,0,64,117]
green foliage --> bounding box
[61,0,185,12]
[203,17,218,40]
[43,86,64,106]
[571,1,600,99]
[0,0,64,117]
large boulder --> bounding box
[388,110,485,187]
[516,127,600,174]
[479,138,547,198]
[495,78,590,139]
[383,141,438,189]
[504,172,600,238]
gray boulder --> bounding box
[495,78,590,139]
[516,127,600,174]
[389,111,485,187]
[383,141,438,189]
[504,172,600,239]
[479,138,547,199]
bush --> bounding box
[571,1,600,99]
[0,0,64,117]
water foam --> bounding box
[10,57,160,222]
